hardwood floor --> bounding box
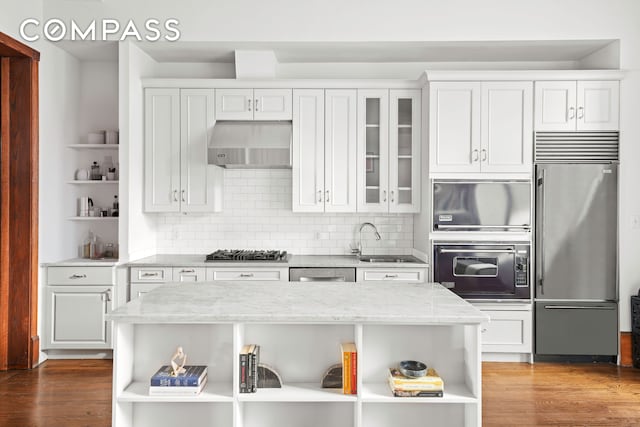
[0,360,639,426]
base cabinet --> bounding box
[112,322,481,427]
[44,266,115,350]
[473,303,532,361]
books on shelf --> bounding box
[341,342,357,395]
[388,367,444,397]
[149,376,208,396]
[239,344,260,393]
[148,365,208,396]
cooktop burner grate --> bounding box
[205,249,289,262]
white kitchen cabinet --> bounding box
[144,88,223,213]
[206,267,289,282]
[534,80,619,131]
[429,81,532,175]
[292,89,357,213]
[44,266,114,350]
[357,89,421,213]
[472,303,532,361]
[129,283,163,301]
[357,267,427,283]
[215,88,292,120]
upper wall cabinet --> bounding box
[215,88,293,120]
[429,81,532,175]
[292,89,357,213]
[534,81,619,131]
[144,88,223,213]
[356,89,421,213]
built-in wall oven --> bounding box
[433,242,530,300]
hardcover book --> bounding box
[340,342,357,395]
[150,365,208,387]
[149,376,208,396]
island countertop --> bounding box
[107,281,487,324]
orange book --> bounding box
[350,349,357,394]
[341,342,357,395]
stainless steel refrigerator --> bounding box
[535,162,618,359]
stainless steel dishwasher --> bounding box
[289,268,356,282]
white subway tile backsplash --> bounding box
[154,169,414,255]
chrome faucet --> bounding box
[353,222,381,257]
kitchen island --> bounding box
[108,282,487,427]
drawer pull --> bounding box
[69,274,87,279]
[239,273,254,278]
[180,269,195,274]
[142,272,159,277]
[384,274,399,279]
[481,328,487,333]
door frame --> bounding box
[0,32,40,370]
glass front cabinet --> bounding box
[357,89,421,213]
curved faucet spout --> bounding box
[357,222,381,256]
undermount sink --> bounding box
[358,255,423,263]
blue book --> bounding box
[150,365,207,387]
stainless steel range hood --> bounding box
[208,121,292,168]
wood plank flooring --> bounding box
[0,360,639,426]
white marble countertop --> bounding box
[41,258,119,267]
[126,254,428,268]
[107,281,486,324]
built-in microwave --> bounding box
[432,180,531,232]
[433,242,530,300]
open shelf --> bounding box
[361,383,477,404]
[67,217,119,221]
[67,144,119,149]
[238,383,356,402]
[119,381,233,403]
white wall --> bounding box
[155,169,414,255]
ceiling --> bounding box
[55,39,617,64]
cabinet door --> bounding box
[215,88,253,120]
[357,89,389,212]
[480,82,533,173]
[534,81,576,131]
[144,88,181,212]
[180,89,221,213]
[429,82,481,173]
[389,89,421,212]
[576,81,619,131]
[325,89,357,213]
[254,88,293,120]
[45,286,112,349]
[292,89,325,212]
[480,309,532,353]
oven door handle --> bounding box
[435,224,531,230]
[438,248,515,254]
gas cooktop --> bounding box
[205,249,289,262]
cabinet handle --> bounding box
[577,106,584,119]
[325,190,330,203]
[248,99,252,112]
[481,328,487,333]
[104,289,112,302]
[180,269,195,273]
[142,272,159,277]
[472,149,479,162]
[390,190,395,203]
[239,273,254,278]
[568,106,575,119]
[173,190,178,202]
[181,190,186,203]
[255,98,259,111]
[69,274,86,279]
[481,149,487,162]
[318,190,322,203]
[384,274,399,279]
[383,190,387,202]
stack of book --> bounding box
[239,344,260,393]
[387,367,444,397]
[149,365,208,396]
[341,342,357,395]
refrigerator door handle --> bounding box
[543,305,615,310]
[537,168,546,295]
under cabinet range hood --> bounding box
[208,121,292,168]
